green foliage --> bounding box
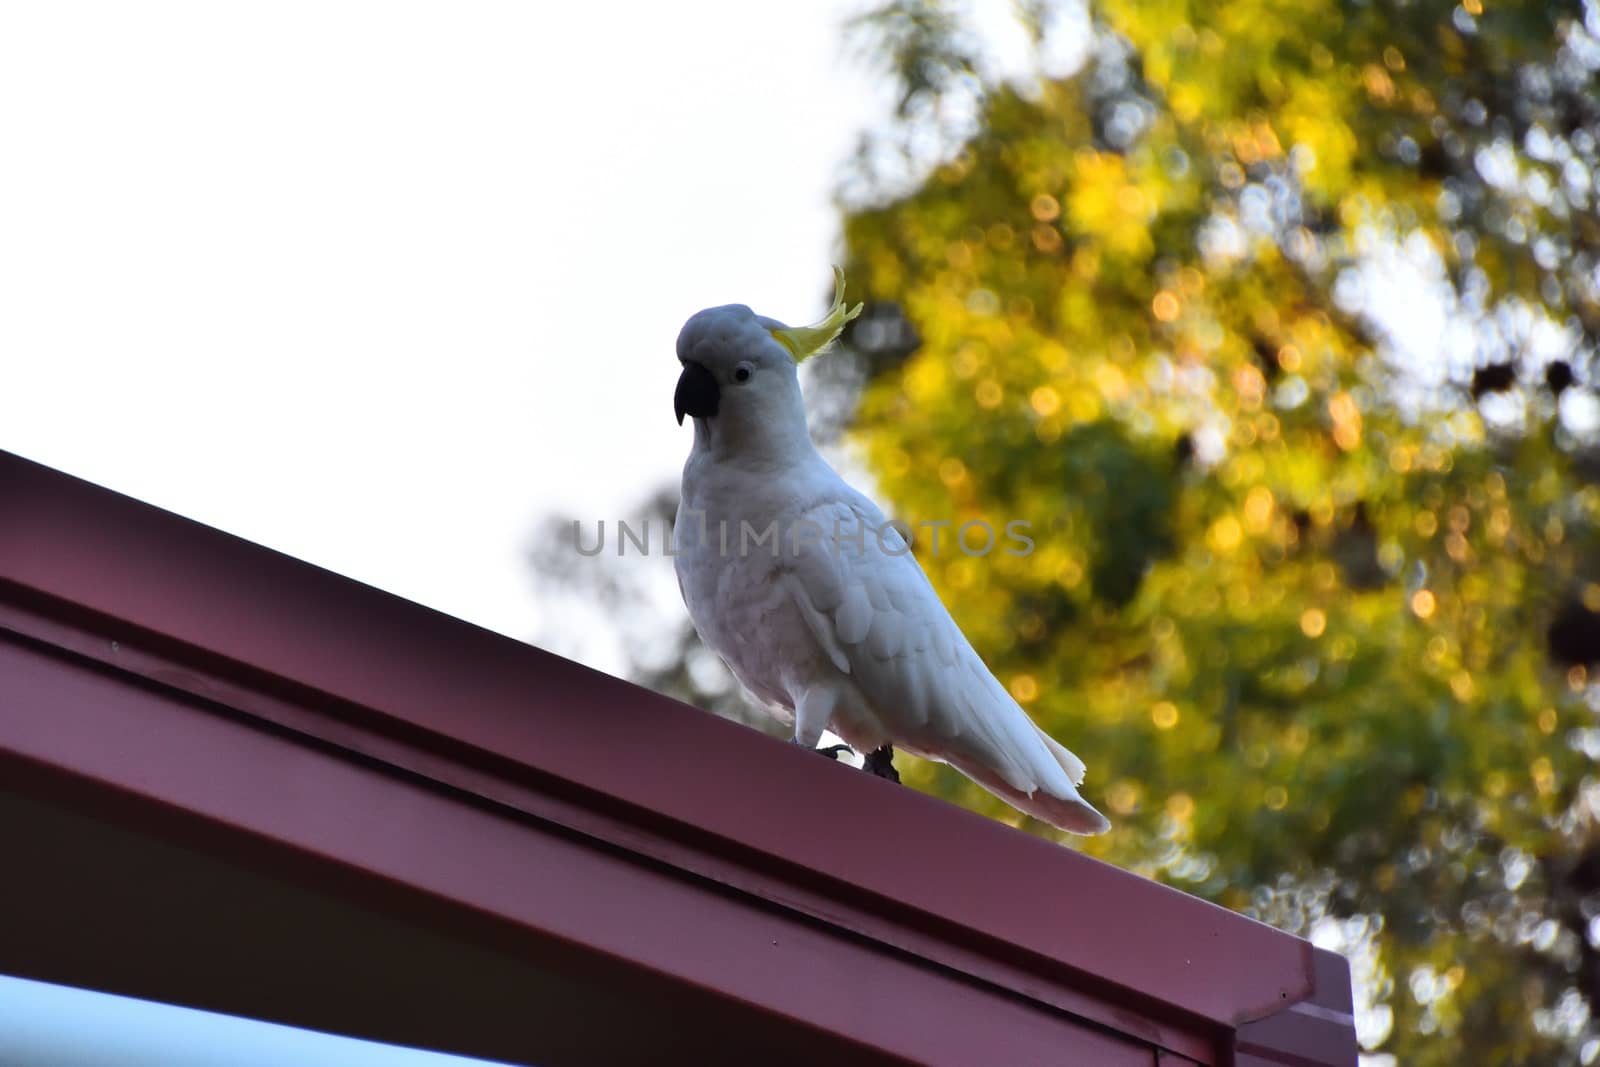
[835,0,1600,1061]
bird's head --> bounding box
[674,268,862,457]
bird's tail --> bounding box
[945,730,1111,836]
[1035,725,1088,786]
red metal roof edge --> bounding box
[5,581,1236,1063]
[4,636,1157,1066]
[0,449,1355,1054]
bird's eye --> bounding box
[733,363,754,383]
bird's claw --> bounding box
[863,744,900,783]
[814,742,854,761]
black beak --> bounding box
[674,360,720,425]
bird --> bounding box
[671,268,1110,835]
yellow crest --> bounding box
[769,266,864,363]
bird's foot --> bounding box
[862,744,900,783]
[813,742,854,761]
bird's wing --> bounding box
[777,492,1106,833]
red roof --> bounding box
[0,449,1356,1065]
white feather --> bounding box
[673,303,1109,835]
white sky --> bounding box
[0,1,888,1060]
[1,0,884,651]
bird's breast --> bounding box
[673,493,824,709]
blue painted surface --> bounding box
[0,975,517,1067]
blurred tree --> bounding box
[825,0,1600,1063]
[531,0,1600,1061]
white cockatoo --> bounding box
[672,269,1109,835]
